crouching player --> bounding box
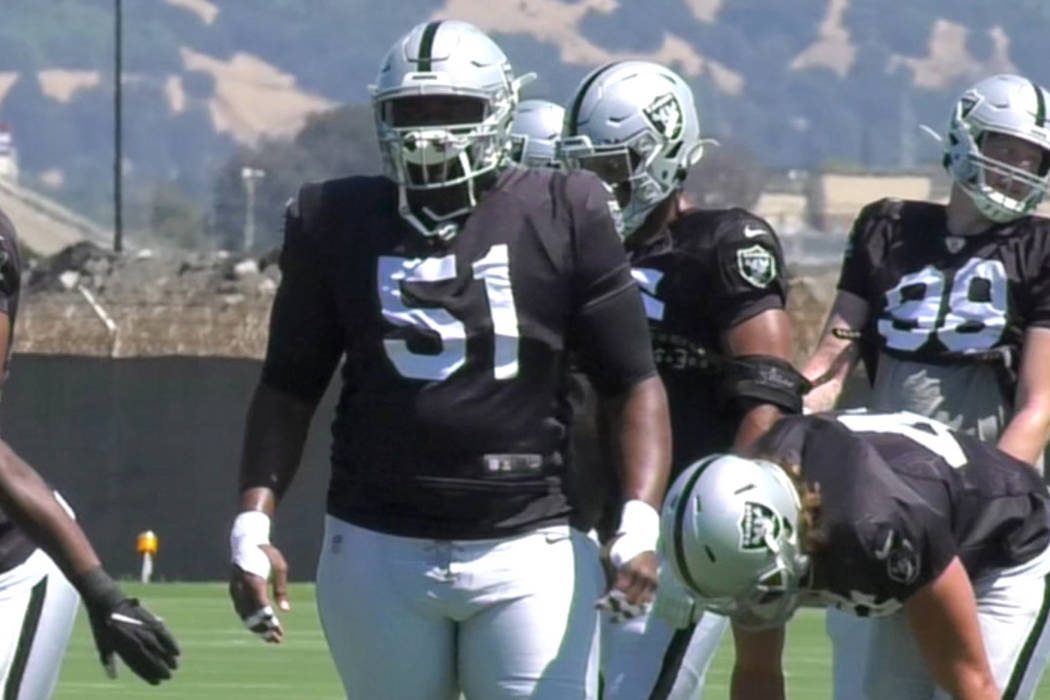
[664,410,1050,699]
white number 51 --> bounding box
[378,244,520,381]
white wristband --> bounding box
[608,499,660,570]
[230,510,272,580]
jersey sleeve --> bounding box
[0,210,21,316]
[260,185,344,403]
[817,429,957,609]
[709,213,787,330]
[836,201,883,299]
[1025,227,1050,329]
[847,505,957,605]
[567,172,657,395]
[797,418,956,613]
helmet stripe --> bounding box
[567,61,622,136]
[417,21,442,72]
[1032,80,1046,128]
[671,456,718,595]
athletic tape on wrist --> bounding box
[230,510,272,580]
[609,499,660,569]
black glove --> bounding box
[73,567,180,685]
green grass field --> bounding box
[52,582,1050,699]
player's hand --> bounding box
[229,543,289,643]
[596,546,658,622]
[613,549,658,604]
[74,567,180,685]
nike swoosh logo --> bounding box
[110,613,144,626]
[743,225,766,238]
[875,531,894,560]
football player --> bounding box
[560,61,802,699]
[0,208,178,696]
[227,21,670,700]
[663,410,1050,699]
[803,73,1050,466]
[509,99,564,168]
[801,73,1050,697]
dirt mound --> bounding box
[17,241,841,362]
[18,243,280,357]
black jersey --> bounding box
[0,207,32,574]
[755,411,1050,617]
[260,168,656,540]
[837,199,1050,367]
[628,208,787,471]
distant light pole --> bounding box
[240,167,265,252]
[113,0,123,252]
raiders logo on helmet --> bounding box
[739,501,781,551]
[643,93,684,142]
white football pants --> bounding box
[827,542,1050,699]
[600,552,728,700]
[0,548,79,700]
[600,606,727,699]
[316,516,603,700]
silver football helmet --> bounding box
[560,61,703,235]
[371,20,531,237]
[944,73,1050,223]
[509,99,565,168]
[660,454,809,630]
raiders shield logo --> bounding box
[739,501,780,551]
[873,527,920,585]
[944,236,965,254]
[737,245,777,288]
[643,94,684,141]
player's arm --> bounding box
[802,203,882,413]
[801,290,869,413]
[707,216,802,449]
[230,384,320,632]
[721,308,796,450]
[229,186,343,643]
[584,299,669,609]
[998,327,1050,465]
[0,441,99,578]
[905,556,999,700]
[569,172,671,608]
[602,374,671,605]
[730,625,786,700]
[0,441,180,684]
